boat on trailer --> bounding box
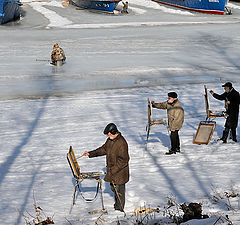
[152,0,228,15]
[69,0,121,13]
[0,0,22,24]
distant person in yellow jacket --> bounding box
[51,43,66,65]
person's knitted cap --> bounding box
[168,92,178,98]
[103,123,118,135]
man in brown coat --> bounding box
[82,123,130,212]
[151,92,184,155]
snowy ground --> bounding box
[1,0,240,224]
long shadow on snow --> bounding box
[182,153,213,197]
[146,131,169,148]
[0,97,49,224]
[0,98,48,187]
[2,70,57,224]
[16,158,45,225]
[143,144,187,203]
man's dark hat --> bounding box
[168,92,178,98]
[222,82,232,88]
[104,123,118,135]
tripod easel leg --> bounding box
[69,180,80,214]
[98,178,107,213]
[146,124,151,141]
[73,180,80,206]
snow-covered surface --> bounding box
[228,2,240,9]
[28,1,72,27]
[1,0,240,224]
[1,83,240,225]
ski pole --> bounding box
[36,59,50,62]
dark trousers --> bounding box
[222,127,237,142]
[222,116,238,142]
[170,130,180,151]
[110,183,125,211]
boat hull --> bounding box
[0,0,22,24]
[70,0,120,13]
[152,0,227,14]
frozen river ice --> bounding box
[0,0,240,99]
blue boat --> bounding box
[0,0,22,24]
[70,0,121,13]
[152,0,228,14]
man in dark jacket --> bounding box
[210,82,240,143]
[82,123,130,212]
[151,92,184,155]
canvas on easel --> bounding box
[204,85,225,120]
[193,121,216,145]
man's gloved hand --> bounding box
[209,90,214,95]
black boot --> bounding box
[230,129,237,142]
[165,150,176,155]
[220,129,229,143]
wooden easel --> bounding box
[204,85,225,121]
[67,146,105,213]
[193,85,226,145]
[146,98,167,141]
